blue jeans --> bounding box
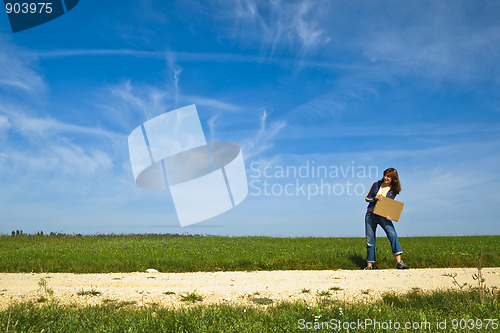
[365,210,403,263]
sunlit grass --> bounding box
[0,233,498,273]
[0,289,498,332]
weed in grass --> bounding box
[36,296,47,303]
[361,289,370,295]
[329,286,343,291]
[37,278,54,304]
[471,246,497,305]
[180,291,203,303]
[301,288,310,294]
[251,297,273,305]
[316,297,336,306]
[101,300,137,308]
[443,273,469,297]
[443,257,497,307]
[162,291,175,295]
[316,290,331,297]
[116,300,137,308]
[77,289,101,297]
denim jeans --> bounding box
[365,210,403,263]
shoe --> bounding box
[364,266,373,270]
[397,261,409,269]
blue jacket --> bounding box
[365,180,397,211]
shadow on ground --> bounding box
[348,253,366,269]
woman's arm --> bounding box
[365,182,379,203]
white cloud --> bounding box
[7,143,113,175]
[0,37,45,93]
[110,80,158,119]
[219,0,331,57]
[0,105,120,140]
[34,48,165,58]
[0,103,126,193]
[206,114,219,142]
[240,109,286,160]
[358,3,500,82]
[0,115,11,131]
[106,53,183,120]
[165,51,183,108]
[286,122,500,141]
[182,95,243,113]
[293,1,331,52]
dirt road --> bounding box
[1,268,498,309]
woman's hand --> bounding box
[375,195,383,201]
[386,216,392,220]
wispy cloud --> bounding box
[5,142,113,176]
[32,48,165,58]
[109,80,162,120]
[219,0,331,57]
[0,115,10,131]
[0,102,125,189]
[240,109,286,160]
[181,95,243,113]
[358,2,500,82]
[206,114,219,142]
[165,52,183,108]
[292,1,331,55]
[0,37,45,93]
[105,63,242,127]
[287,122,500,140]
[0,105,120,140]
[31,48,364,75]
[103,53,184,121]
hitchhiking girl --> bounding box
[364,168,408,270]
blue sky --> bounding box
[0,0,499,237]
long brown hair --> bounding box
[383,168,401,195]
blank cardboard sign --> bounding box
[373,196,404,222]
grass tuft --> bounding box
[77,289,101,297]
[316,290,331,297]
[179,291,203,303]
[251,297,273,305]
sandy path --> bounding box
[0,268,498,309]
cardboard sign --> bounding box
[373,196,404,222]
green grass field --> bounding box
[1,289,498,332]
[1,233,498,332]
[0,234,498,273]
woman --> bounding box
[364,168,408,269]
